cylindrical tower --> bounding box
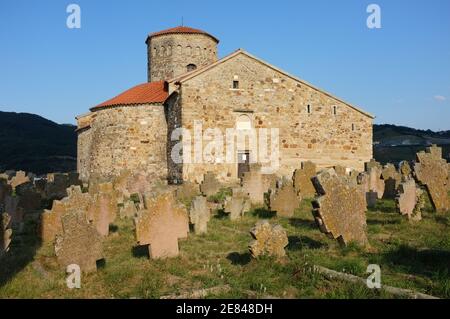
[146,26,219,82]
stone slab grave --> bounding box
[175,181,201,203]
[134,191,189,259]
[414,145,450,212]
[41,185,92,243]
[223,188,251,221]
[88,182,118,237]
[1,213,12,258]
[381,163,401,199]
[269,178,299,218]
[189,196,210,234]
[364,160,385,200]
[200,172,221,197]
[396,178,423,221]
[312,168,368,247]
[55,210,103,273]
[399,161,412,179]
[241,165,272,205]
[293,161,317,199]
[9,171,30,190]
[249,220,288,258]
[333,165,347,176]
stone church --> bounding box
[76,26,373,185]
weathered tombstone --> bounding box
[175,181,200,202]
[200,172,221,197]
[293,161,316,199]
[269,179,299,218]
[134,191,189,259]
[414,145,450,212]
[67,172,82,187]
[312,168,368,247]
[381,163,401,199]
[223,188,251,221]
[399,161,412,179]
[396,178,423,221]
[9,171,30,190]
[55,210,103,273]
[366,191,378,209]
[242,168,266,205]
[334,165,347,176]
[249,220,288,258]
[365,159,382,171]
[367,166,385,200]
[1,213,12,258]
[88,182,117,237]
[41,186,92,243]
[119,200,138,219]
[189,196,210,234]
[4,195,23,225]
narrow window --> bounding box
[233,80,239,89]
[307,104,311,114]
[187,64,197,72]
[352,123,356,131]
[333,106,337,115]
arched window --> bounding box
[333,105,337,115]
[186,46,192,56]
[196,46,201,56]
[160,46,166,57]
[167,45,172,56]
[187,64,197,72]
[153,47,157,57]
[177,45,182,55]
[236,114,252,131]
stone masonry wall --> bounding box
[177,53,373,183]
[147,33,218,82]
[78,104,168,183]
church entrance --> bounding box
[237,151,250,180]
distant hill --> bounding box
[0,111,77,175]
[373,124,450,164]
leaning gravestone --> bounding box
[414,145,450,213]
[55,210,103,273]
[200,172,221,197]
[293,161,316,199]
[269,179,299,218]
[396,178,423,221]
[223,188,251,221]
[312,168,368,247]
[1,213,12,258]
[189,196,210,234]
[134,191,189,259]
[249,220,288,258]
[381,163,401,199]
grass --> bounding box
[0,192,449,299]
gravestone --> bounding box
[249,220,288,258]
[0,179,12,205]
[242,169,266,205]
[88,182,117,237]
[312,168,368,246]
[269,179,299,218]
[4,195,23,225]
[293,161,316,199]
[134,191,189,259]
[45,173,69,200]
[399,161,412,179]
[334,165,347,176]
[189,196,210,234]
[367,166,385,200]
[16,182,42,213]
[119,200,138,219]
[414,145,450,212]
[200,172,221,197]
[396,178,423,221]
[365,159,382,171]
[10,171,30,190]
[1,213,12,258]
[223,188,251,221]
[381,163,401,199]
[176,182,200,202]
[55,210,103,273]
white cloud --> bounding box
[434,95,447,102]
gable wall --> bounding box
[178,53,373,183]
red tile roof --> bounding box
[147,26,219,43]
[91,81,168,111]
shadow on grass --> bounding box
[370,199,397,214]
[252,208,276,219]
[109,224,119,233]
[214,209,229,220]
[289,218,317,230]
[366,218,402,226]
[287,235,326,251]
[0,219,42,287]
[132,245,149,259]
[382,244,450,277]
[226,252,252,266]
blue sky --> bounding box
[0,0,449,130]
